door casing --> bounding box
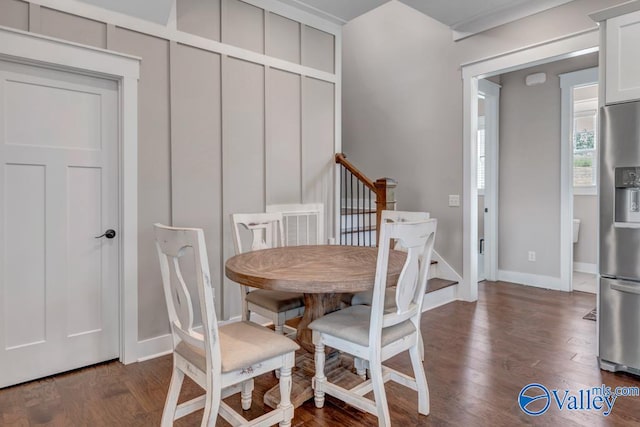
[0,26,140,363]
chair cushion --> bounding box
[246,290,305,313]
[175,321,299,373]
[308,305,415,347]
[350,288,396,309]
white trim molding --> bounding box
[478,79,500,282]
[136,316,243,362]
[0,25,141,364]
[136,334,173,362]
[461,29,599,302]
[497,270,563,291]
[422,285,458,312]
[574,262,597,274]
[559,66,598,293]
[432,250,463,284]
[452,0,574,41]
[27,0,339,84]
[590,0,640,23]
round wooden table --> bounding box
[225,245,407,353]
[225,244,407,409]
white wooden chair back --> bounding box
[266,203,324,245]
[370,218,437,345]
[231,212,285,255]
[154,224,220,375]
[381,210,430,250]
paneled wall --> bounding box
[0,0,338,340]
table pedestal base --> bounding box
[263,352,362,409]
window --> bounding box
[560,68,598,196]
[572,84,598,192]
[477,115,486,192]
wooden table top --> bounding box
[225,245,406,293]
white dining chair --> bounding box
[351,210,431,304]
[350,210,431,365]
[231,212,305,336]
[266,203,324,245]
[154,224,298,427]
[309,218,437,427]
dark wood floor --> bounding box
[2,281,640,426]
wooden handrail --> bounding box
[335,153,396,246]
[335,153,376,192]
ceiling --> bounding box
[77,0,575,40]
[280,0,575,39]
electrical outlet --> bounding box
[448,194,460,207]
[528,251,536,262]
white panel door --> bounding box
[0,60,119,388]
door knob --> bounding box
[95,229,116,239]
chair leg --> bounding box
[241,379,254,410]
[418,333,425,362]
[242,291,250,322]
[201,381,221,427]
[313,341,326,408]
[161,366,184,427]
[354,357,367,381]
[370,360,391,427]
[272,322,284,379]
[278,361,294,427]
[409,344,430,416]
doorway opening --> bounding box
[561,67,599,294]
[461,30,599,301]
[477,79,500,283]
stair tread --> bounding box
[340,277,457,305]
[426,278,457,294]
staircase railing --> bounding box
[335,153,396,246]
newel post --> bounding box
[374,178,397,245]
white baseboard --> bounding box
[497,270,562,291]
[136,316,243,362]
[573,262,597,274]
[136,334,173,362]
[432,250,463,283]
[422,284,458,312]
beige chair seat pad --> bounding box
[350,287,396,309]
[175,321,299,373]
[246,289,305,312]
[308,305,415,347]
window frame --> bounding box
[572,106,598,193]
[560,68,599,197]
[477,114,486,195]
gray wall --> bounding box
[574,195,598,265]
[342,0,624,276]
[498,53,598,277]
[0,0,336,340]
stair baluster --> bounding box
[335,153,396,246]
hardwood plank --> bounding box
[1,280,639,426]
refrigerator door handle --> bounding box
[611,282,640,295]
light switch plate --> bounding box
[448,194,460,207]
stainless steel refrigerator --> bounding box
[599,101,640,375]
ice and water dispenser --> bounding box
[615,167,640,224]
